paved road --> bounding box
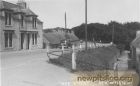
[1,49,72,86]
[0,48,132,86]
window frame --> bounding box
[5,12,12,26]
[21,15,24,27]
[4,32,13,48]
[35,33,37,44]
[32,33,34,45]
[32,17,37,28]
[32,33,37,45]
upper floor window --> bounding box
[5,12,12,25]
[21,15,24,27]
[32,17,37,28]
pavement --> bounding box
[1,49,72,86]
[115,51,129,71]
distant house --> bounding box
[131,31,140,75]
[43,28,79,48]
[0,0,43,51]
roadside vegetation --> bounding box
[49,46,119,71]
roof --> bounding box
[1,1,21,9]
[22,8,37,16]
[0,1,37,16]
[43,32,79,44]
[68,33,79,42]
[43,33,61,44]
[132,36,140,48]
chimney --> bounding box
[0,0,3,8]
[17,0,27,9]
[136,31,140,37]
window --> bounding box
[5,12,12,25]
[32,34,34,45]
[35,33,37,44]
[4,32,13,48]
[21,15,24,27]
[5,33,8,48]
[32,17,37,28]
[32,33,37,45]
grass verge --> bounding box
[49,46,119,71]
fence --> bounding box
[46,42,113,70]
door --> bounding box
[21,33,24,49]
[27,33,30,49]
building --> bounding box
[43,28,79,48]
[131,31,140,75]
[0,0,43,51]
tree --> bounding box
[72,21,140,50]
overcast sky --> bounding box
[5,0,140,29]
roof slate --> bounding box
[1,1,37,16]
[0,1,43,22]
[43,33,61,44]
[43,32,79,44]
[2,1,20,9]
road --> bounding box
[0,48,132,86]
[1,49,72,86]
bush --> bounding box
[116,44,125,54]
[49,46,119,71]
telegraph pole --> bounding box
[65,12,67,30]
[112,24,114,44]
[64,12,67,44]
[85,0,88,50]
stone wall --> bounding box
[136,31,140,75]
[0,14,43,51]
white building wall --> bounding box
[37,22,43,49]
[136,31,140,75]
[136,31,140,37]
[0,6,1,51]
[0,14,43,51]
[0,16,5,51]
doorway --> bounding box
[21,33,24,49]
[27,33,30,49]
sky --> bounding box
[4,0,140,29]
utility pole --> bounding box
[64,12,67,44]
[65,12,67,30]
[112,24,114,44]
[85,0,88,50]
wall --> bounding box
[136,31,140,74]
[0,11,43,51]
[0,16,2,51]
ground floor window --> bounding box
[4,31,13,48]
[32,33,37,45]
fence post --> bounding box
[80,43,82,49]
[113,61,119,77]
[90,44,92,48]
[92,43,95,48]
[47,43,50,61]
[62,44,64,54]
[80,43,82,50]
[47,43,50,53]
[72,44,76,70]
